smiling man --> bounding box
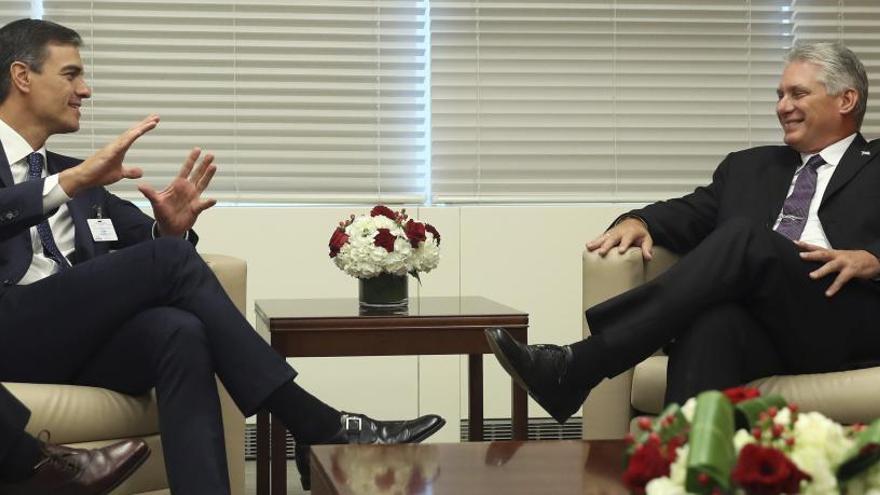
[0,18,444,494]
[485,42,880,423]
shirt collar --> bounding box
[800,133,857,167]
[0,117,47,167]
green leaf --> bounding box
[734,395,787,429]
[838,418,880,483]
[685,391,736,494]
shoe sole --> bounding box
[485,329,573,424]
[99,445,152,495]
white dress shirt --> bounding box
[772,133,857,249]
[0,118,74,284]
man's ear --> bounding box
[9,61,31,95]
[838,87,859,116]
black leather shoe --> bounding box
[295,412,445,490]
[0,439,150,495]
[485,327,588,424]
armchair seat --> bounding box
[3,254,247,495]
[581,247,880,439]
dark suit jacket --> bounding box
[629,134,880,258]
[0,141,197,287]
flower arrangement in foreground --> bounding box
[328,205,440,279]
[623,387,880,495]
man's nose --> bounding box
[77,80,92,98]
[777,96,792,114]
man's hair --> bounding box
[0,18,83,103]
[787,41,869,128]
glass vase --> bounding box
[358,273,409,314]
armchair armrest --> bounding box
[580,247,679,439]
[201,254,247,495]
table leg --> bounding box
[468,354,484,441]
[271,414,287,495]
[256,411,269,495]
[512,381,528,440]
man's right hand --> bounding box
[59,115,160,197]
[585,216,654,260]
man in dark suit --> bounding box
[0,18,443,494]
[0,383,150,494]
[486,41,880,423]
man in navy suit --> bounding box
[0,18,443,494]
[487,42,880,423]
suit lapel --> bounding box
[46,152,95,262]
[821,133,873,206]
[0,140,14,187]
[765,147,801,225]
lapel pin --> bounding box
[861,151,871,156]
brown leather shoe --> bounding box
[0,439,150,495]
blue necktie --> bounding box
[26,152,71,270]
[774,154,825,241]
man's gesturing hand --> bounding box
[586,217,654,260]
[59,115,160,196]
[138,147,217,237]
[795,240,880,297]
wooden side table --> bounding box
[254,296,529,495]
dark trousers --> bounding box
[0,385,29,464]
[0,238,297,494]
[586,218,880,403]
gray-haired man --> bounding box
[488,42,880,421]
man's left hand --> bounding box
[795,240,880,297]
[138,147,217,237]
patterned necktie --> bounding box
[26,152,71,270]
[774,154,826,241]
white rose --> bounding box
[790,446,839,495]
[733,429,756,453]
[794,412,853,467]
[646,477,688,495]
[773,407,792,427]
[681,398,696,423]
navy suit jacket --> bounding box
[628,134,880,258]
[0,141,197,287]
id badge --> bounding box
[87,218,118,242]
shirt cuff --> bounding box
[613,214,649,230]
[152,221,189,241]
[42,174,71,214]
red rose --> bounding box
[622,439,671,494]
[425,223,441,245]
[329,228,349,258]
[374,228,396,252]
[370,205,397,220]
[731,444,810,495]
[404,219,427,247]
[723,386,761,404]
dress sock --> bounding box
[262,380,343,444]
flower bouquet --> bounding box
[623,387,880,495]
[328,205,440,311]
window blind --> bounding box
[792,0,880,138]
[0,3,31,23]
[431,0,794,203]
[43,0,428,204]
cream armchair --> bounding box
[3,254,246,495]
[581,247,880,440]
